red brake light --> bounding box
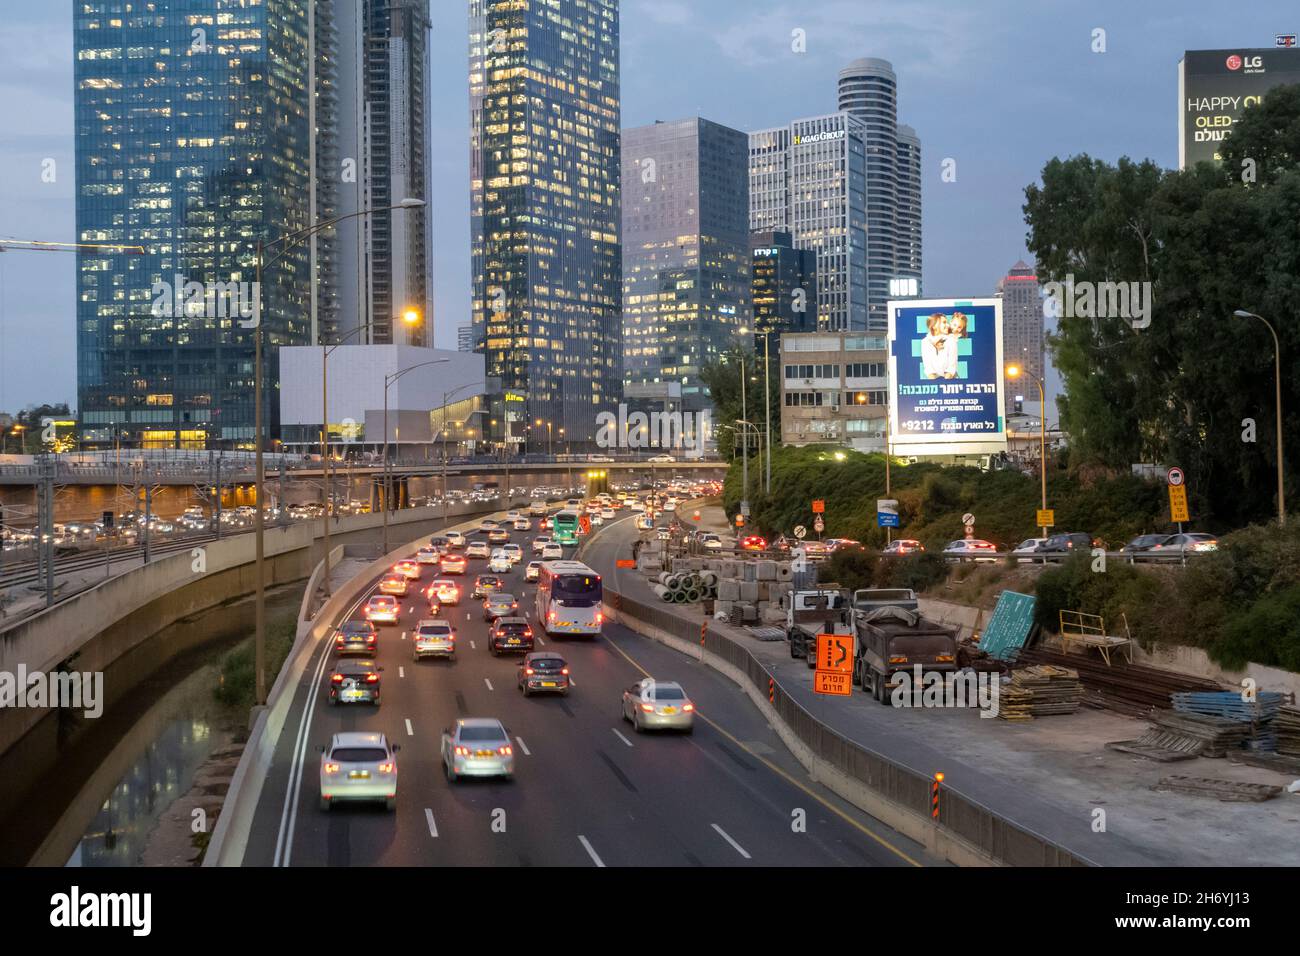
[324,762,340,774]
[330,674,343,683]
[366,635,376,643]
[640,702,654,713]
[561,667,569,675]
[595,612,603,624]
[548,610,556,621]
[377,762,394,774]
[454,745,469,756]
[525,667,535,675]
[365,673,379,683]
[683,703,694,712]
[498,745,512,756]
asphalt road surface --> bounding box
[243,508,934,867]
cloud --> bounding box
[629,0,696,27]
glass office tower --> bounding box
[74,0,313,449]
[475,0,622,452]
[622,118,750,413]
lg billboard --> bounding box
[1179,48,1300,169]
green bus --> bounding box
[552,510,580,545]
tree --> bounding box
[1023,84,1300,527]
[698,344,780,461]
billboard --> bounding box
[1179,48,1300,169]
[887,297,1006,457]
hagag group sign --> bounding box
[886,297,1007,458]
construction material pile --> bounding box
[1016,646,1222,716]
[650,570,718,605]
[1277,706,1300,757]
[1172,691,1286,752]
[997,665,1083,720]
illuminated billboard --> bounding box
[887,297,1006,457]
[1179,48,1300,169]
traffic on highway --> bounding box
[241,492,924,868]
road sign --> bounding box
[813,670,852,696]
[816,632,855,674]
[811,499,825,514]
[1168,484,1190,523]
[615,559,636,569]
[692,511,700,522]
[1036,508,1055,528]
[962,512,975,526]
[793,525,807,539]
[579,515,591,534]
[740,500,751,517]
[813,516,825,533]
[1167,467,1184,487]
[735,514,745,527]
[877,499,900,528]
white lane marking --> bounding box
[470,640,477,650]
[399,666,406,678]
[466,612,472,620]
[484,677,494,691]
[276,587,370,867]
[711,824,752,860]
[578,835,606,868]
[537,635,546,646]
[401,630,407,640]
[405,718,414,736]
[514,736,531,756]
[424,808,439,838]
[611,728,633,748]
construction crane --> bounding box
[0,238,145,254]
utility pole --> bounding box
[38,457,55,606]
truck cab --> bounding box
[783,588,852,665]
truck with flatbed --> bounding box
[784,587,852,666]
[852,604,960,703]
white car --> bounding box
[320,732,398,811]
[540,542,564,560]
[532,536,551,554]
[700,533,723,551]
[942,539,1000,562]
[647,454,674,463]
[441,718,514,782]
[513,516,531,531]
[489,550,513,573]
[505,511,521,522]
[479,519,500,533]
[600,507,616,519]
[629,501,645,513]
[662,500,676,512]
[621,679,695,733]
[467,540,491,559]
[1011,538,1049,562]
[446,531,466,548]
[413,619,456,661]
[529,501,547,517]
[502,543,523,564]
[525,560,543,582]
[416,547,439,565]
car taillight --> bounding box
[365,674,379,683]
[378,762,394,774]
[366,635,376,643]
[324,763,340,774]
[640,703,654,713]
[498,745,512,756]
[595,612,603,624]
[683,703,694,712]
[549,610,556,622]
[330,673,343,683]
[454,746,470,756]
[524,629,532,637]
[525,667,535,675]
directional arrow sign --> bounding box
[817,633,854,675]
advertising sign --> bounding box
[1179,48,1300,169]
[887,298,1006,457]
[877,499,900,528]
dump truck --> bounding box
[784,587,852,667]
[852,605,959,703]
[852,587,918,615]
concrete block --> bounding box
[776,564,793,581]
[739,580,760,603]
[756,560,777,581]
[718,580,741,602]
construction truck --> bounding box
[852,587,918,615]
[853,605,960,703]
[784,587,852,667]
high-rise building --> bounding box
[779,331,889,452]
[622,118,750,412]
[749,114,868,333]
[998,260,1044,416]
[75,0,313,450]
[750,230,817,347]
[837,58,922,328]
[457,324,474,353]
[328,0,433,347]
[474,0,622,452]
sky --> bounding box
[0,0,1293,417]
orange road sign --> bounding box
[811,499,825,514]
[816,632,854,674]
[615,559,636,568]
[814,670,851,696]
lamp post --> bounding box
[252,197,424,705]
[1006,364,1048,538]
[1234,311,1285,526]
[741,327,774,494]
[320,310,420,595]
[535,418,553,458]
[382,357,449,554]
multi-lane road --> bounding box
[242,509,934,867]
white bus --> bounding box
[535,560,603,637]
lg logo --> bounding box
[1226,54,1262,70]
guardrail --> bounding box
[603,588,1092,867]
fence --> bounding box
[607,588,1092,867]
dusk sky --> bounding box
[0,0,1291,414]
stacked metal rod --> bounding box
[1016,647,1224,716]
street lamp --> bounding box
[1005,363,1048,538]
[535,418,553,458]
[1234,310,1285,526]
[439,385,481,529]
[251,198,424,704]
[741,326,774,494]
[319,310,421,595]
[382,357,449,554]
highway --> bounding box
[242,509,933,867]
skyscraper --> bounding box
[75,0,313,449]
[327,0,433,347]
[750,230,817,346]
[998,260,1045,416]
[457,324,474,353]
[622,118,750,412]
[749,113,868,332]
[474,0,622,452]
[837,57,923,329]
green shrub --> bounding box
[215,620,296,708]
[1215,584,1300,671]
